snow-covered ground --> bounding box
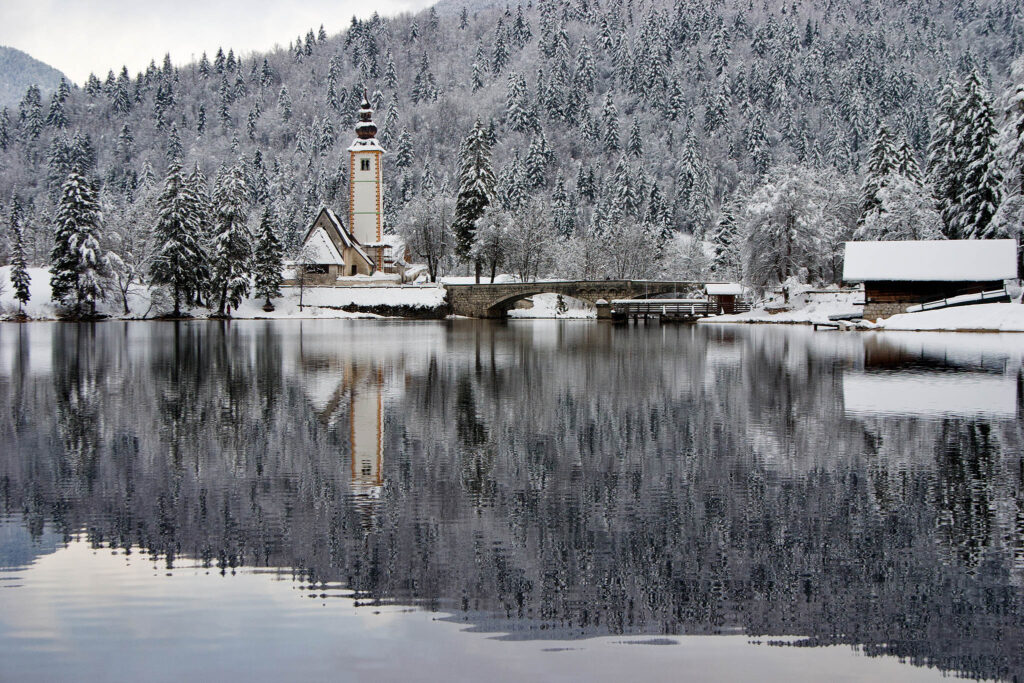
[872,303,1024,332]
[0,266,446,320]
[701,285,863,326]
[507,293,596,319]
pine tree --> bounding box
[454,119,496,281]
[895,136,923,185]
[859,123,898,222]
[50,171,109,317]
[151,161,208,316]
[627,118,643,157]
[278,86,292,122]
[710,202,740,277]
[0,108,10,151]
[8,197,30,313]
[46,78,70,129]
[211,162,252,316]
[746,112,770,178]
[956,71,1003,238]
[253,205,283,310]
[395,130,414,169]
[19,85,43,141]
[928,81,963,237]
[506,73,534,133]
[601,93,620,153]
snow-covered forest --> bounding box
[1,0,1023,312]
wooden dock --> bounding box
[611,299,721,322]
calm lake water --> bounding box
[1,320,1022,681]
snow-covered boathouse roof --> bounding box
[843,240,1018,283]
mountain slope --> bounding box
[0,46,68,108]
[0,0,1021,281]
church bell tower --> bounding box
[348,94,385,253]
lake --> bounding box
[1,320,1022,681]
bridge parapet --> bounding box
[443,280,705,318]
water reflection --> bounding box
[1,321,1023,680]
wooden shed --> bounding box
[704,283,745,314]
[842,239,1019,321]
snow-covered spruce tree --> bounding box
[253,205,283,310]
[992,56,1024,258]
[895,136,924,186]
[49,171,109,317]
[453,119,495,282]
[928,81,963,237]
[210,162,252,316]
[955,71,1003,238]
[9,197,31,313]
[150,161,208,317]
[859,123,897,223]
[710,201,740,278]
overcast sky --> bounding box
[0,0,436,85]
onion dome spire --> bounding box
[355,90,377,139]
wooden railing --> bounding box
[611,299,720,318]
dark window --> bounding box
[351,265,358,276]
[360,159,370,171]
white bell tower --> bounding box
[347,94,385,258]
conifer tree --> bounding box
[710,201,740,277]
[454,119,496,281]
[253,205,283,310]
[956,71,1003,237]
[895,136,923,186]
[8,197,30,312]
[859,123,897,222]
[211,162,252,316]
[928,82,964,237]
[601,93,620,153]
[50,171,109,317]
[627,118,643,157]
[746,112,770,178]
[151,161,208,316]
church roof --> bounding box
[303,226,345,265]
[301,207,376,269]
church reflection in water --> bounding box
[294,342,388,506]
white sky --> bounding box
[0,0,436,85]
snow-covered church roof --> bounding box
[304,226,345,265]
[843,239,1018,283]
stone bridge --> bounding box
[444,280,705,318]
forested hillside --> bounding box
[0,46,67,108]
[1,0,1023,308]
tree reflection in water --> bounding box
[1,320,1022,679]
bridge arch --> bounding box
[484,289,600,317]
[444,280,706,318]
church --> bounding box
[294,95,408,284]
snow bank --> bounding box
[702,287,863,326]
[507,293,596,319]
[0,266,446,320]
[875,303,1024,332]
